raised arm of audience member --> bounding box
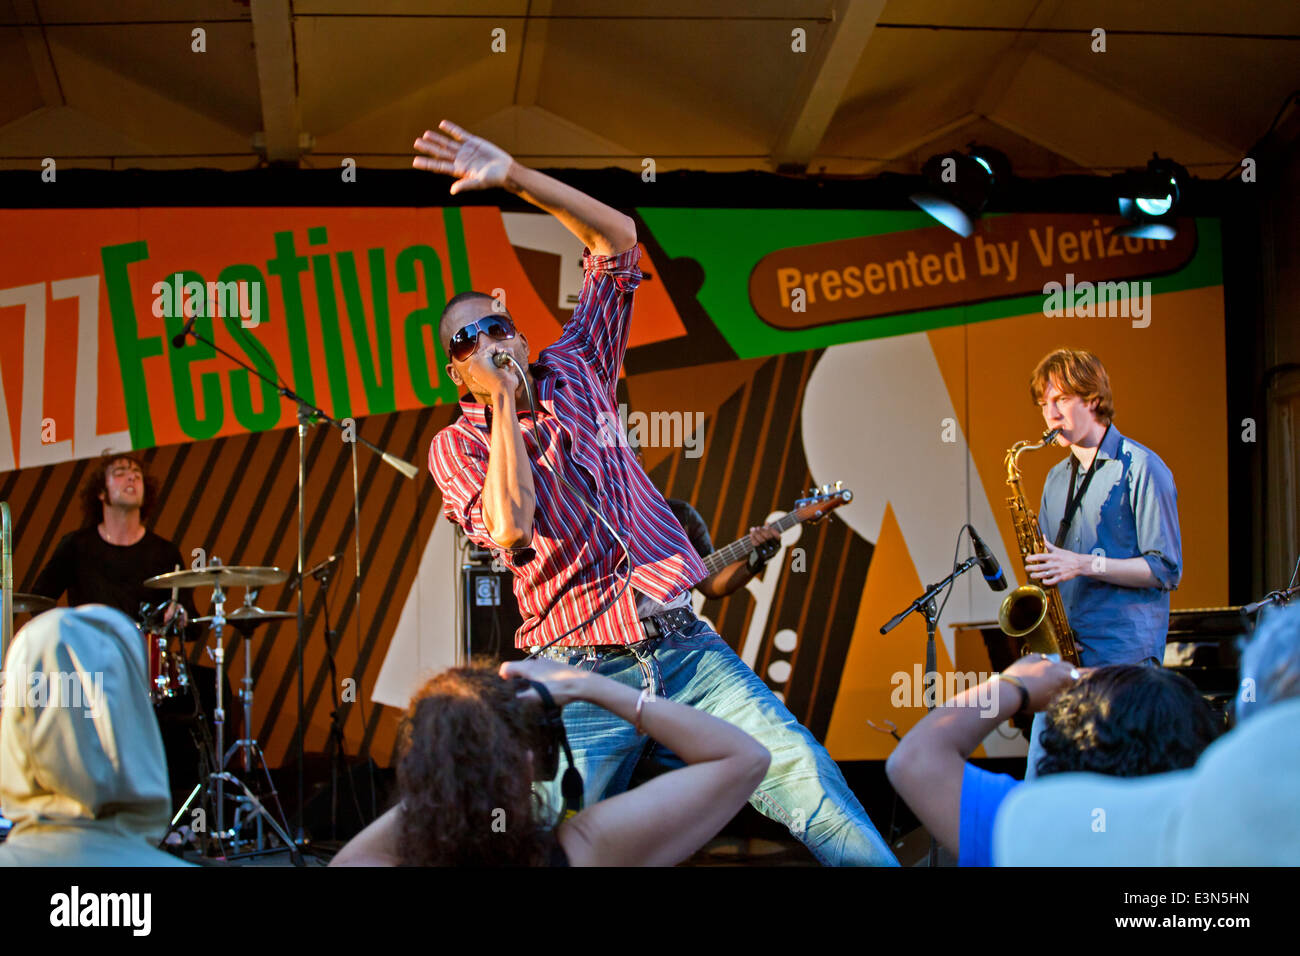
[885,655,1077,857]
[507,657,771,866]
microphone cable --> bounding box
[494,352,635,654]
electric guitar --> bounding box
[700,483,853,574]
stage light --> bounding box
[909,146,1010,237]
[1115,155,1188,240]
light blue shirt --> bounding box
[1037,424,1181,666]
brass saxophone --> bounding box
[998,428,1081,666]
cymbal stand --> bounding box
[213,772,298,863]
[219,594,297,861]
[207,564,230,840]
[228,589,265,775]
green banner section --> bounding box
[637,209,1224,359]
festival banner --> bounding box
[0,206,688,470]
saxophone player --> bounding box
[1022,348,1183,776]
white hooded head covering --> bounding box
[0,605,190,866]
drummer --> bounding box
[30,454,223,817]
[31,455,200,632]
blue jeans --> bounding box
[536,620,898,866]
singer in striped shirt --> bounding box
[419,120,897,866]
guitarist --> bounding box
[423,119,895,865]
[665,497,781,598]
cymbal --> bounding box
[195,605,296,629]
[144,566,288,589]
[12,593,55,615]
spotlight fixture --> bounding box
[909,145,1010,237]
[1115,154,1188,240]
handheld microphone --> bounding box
[968,526,1008,592]
[492,351,513,368]
[171,315,198,348]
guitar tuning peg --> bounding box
[819,484,830,495]
[834,480,843,491]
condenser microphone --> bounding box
[171,315,198,348]
[968,526,1008,592]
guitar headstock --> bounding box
[792,481,853,524]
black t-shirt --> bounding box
[665,498,713,560]
[32,526,200,633]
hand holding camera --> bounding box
[500,656,601,708]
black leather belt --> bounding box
[639,607,696,639]
[529,608,698,659]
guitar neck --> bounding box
[702,511,802,575]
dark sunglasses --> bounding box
[447,315,516,362]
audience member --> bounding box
[993,604,1300,865]
[331,656,770,866]
[886,653,1217,866]
[0,605,192,867]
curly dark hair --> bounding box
[1036,665,1220,778]
[79,454,158,528]
[396,666,554,866]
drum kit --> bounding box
[138,559,301,862]
[10,564,301,860]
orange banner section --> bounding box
[0,207,686,470]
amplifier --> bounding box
[461,566,527,663]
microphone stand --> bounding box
[880,554,982,867]
[312,561,358,841]
[174,324,417,855]
[1241,583,1300,618]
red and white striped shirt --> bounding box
[428,245,708,648]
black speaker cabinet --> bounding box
[461,566,528,663]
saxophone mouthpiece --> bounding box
[1042,427,1062,445]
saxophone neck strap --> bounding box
[1055,424,1109,547]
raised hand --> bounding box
[163,601,187,631]
[413,120,513,195]
[500,656,599,708]
[1002,653,1083,712]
